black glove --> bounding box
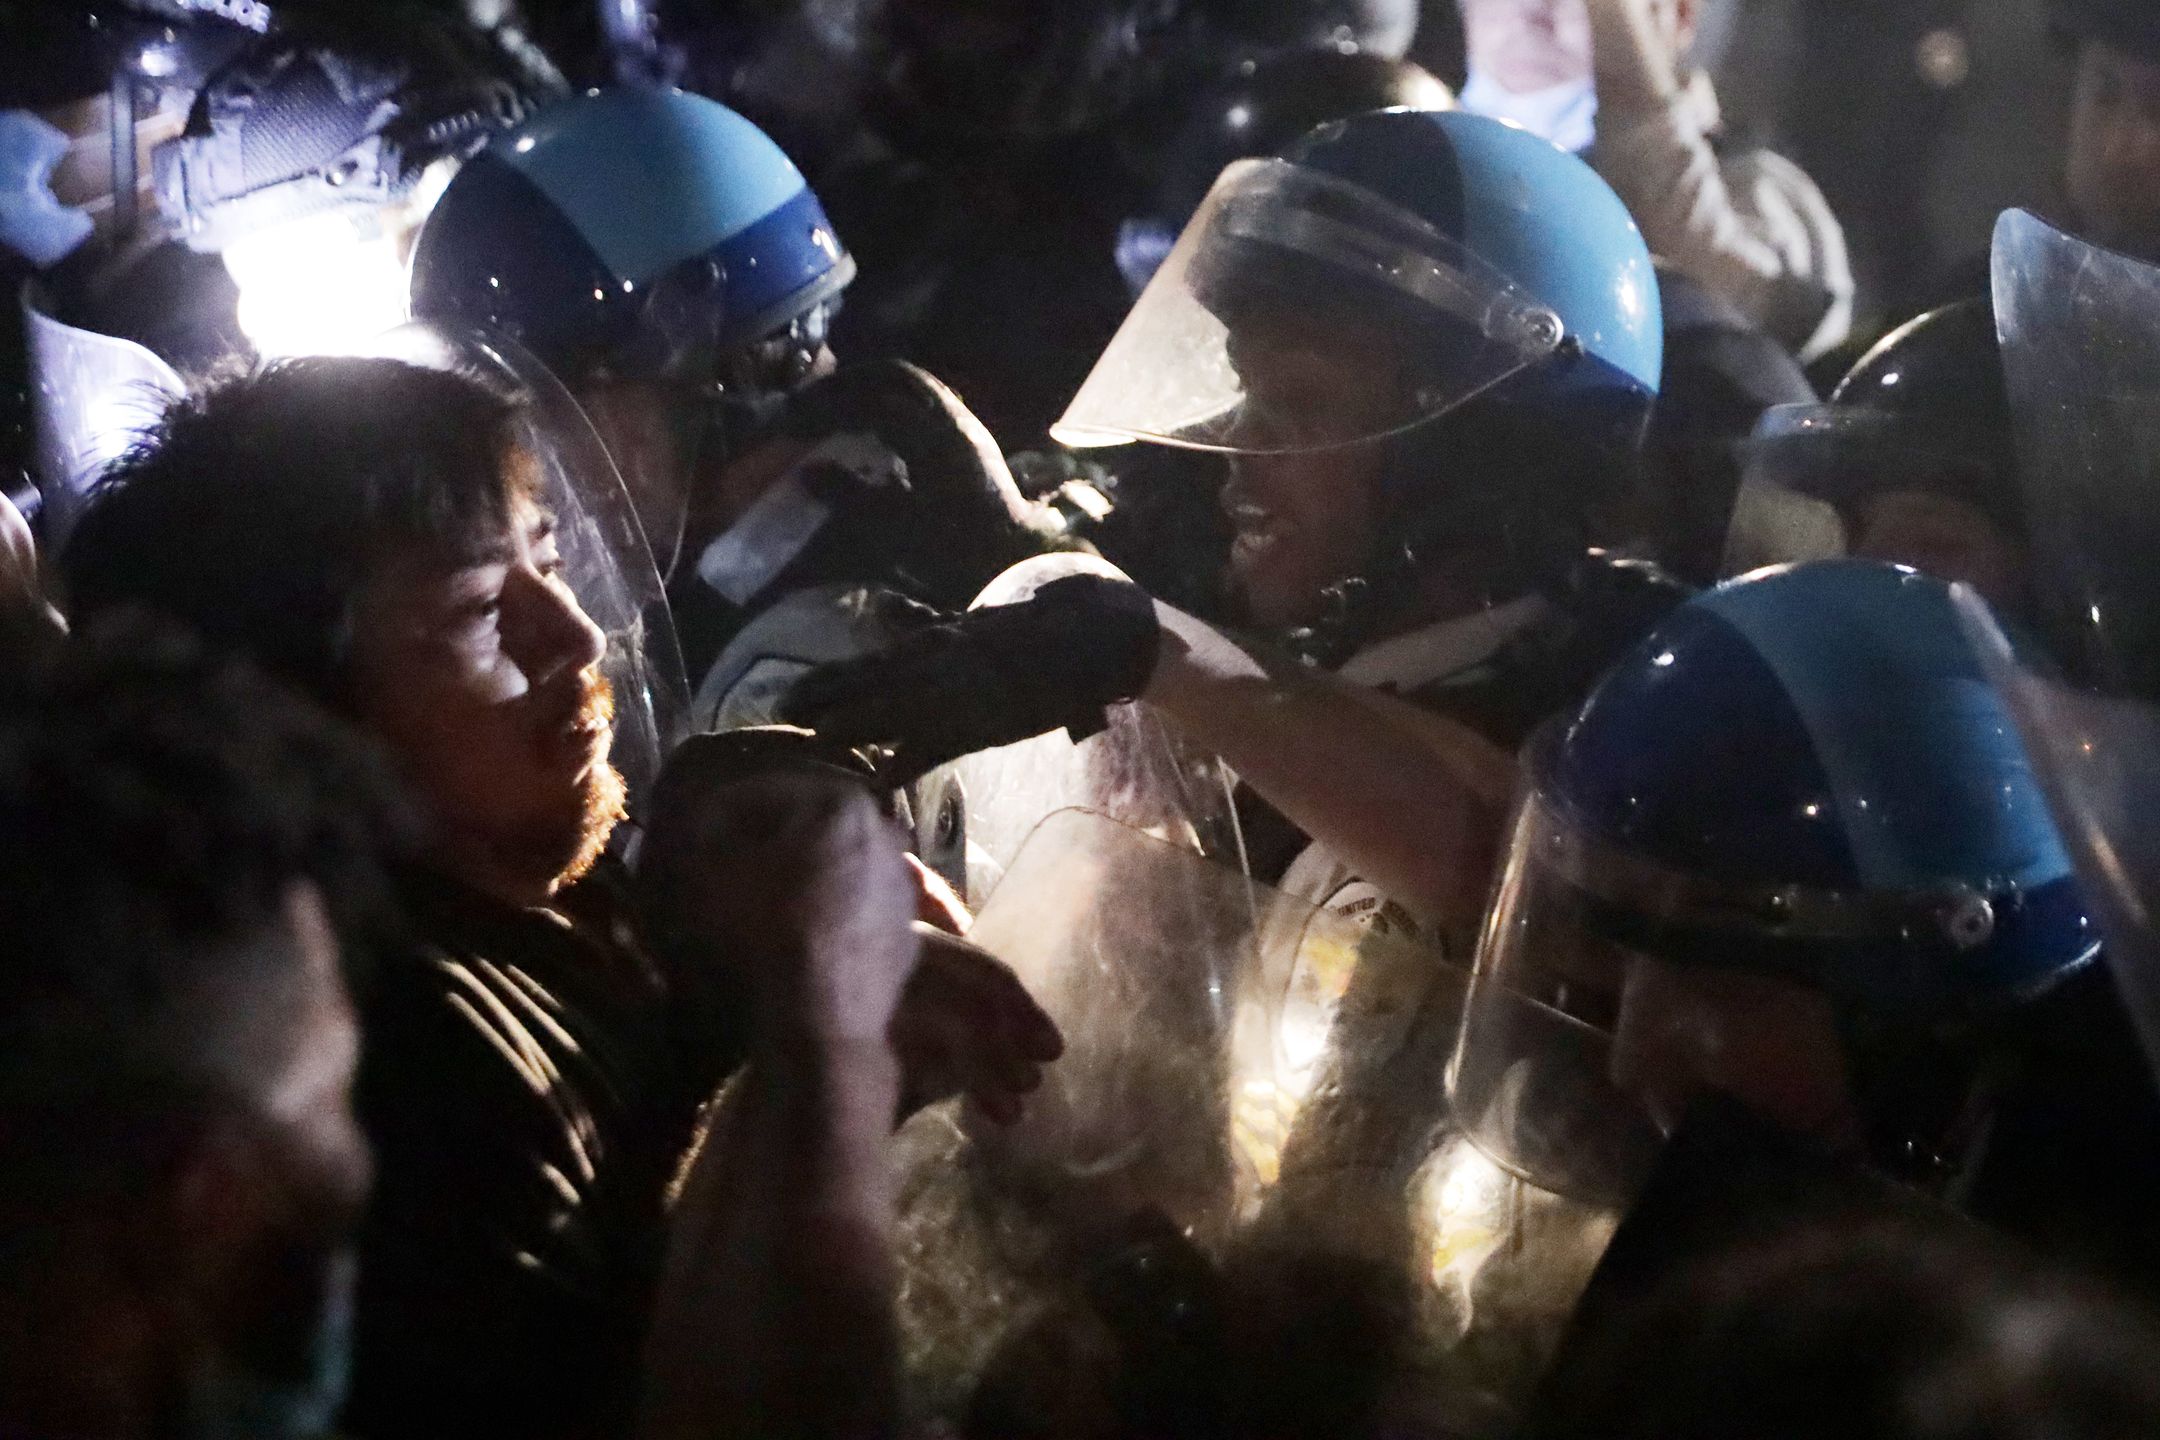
[778,573,1162,780]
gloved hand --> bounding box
[779,572,1163,780]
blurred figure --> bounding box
[1457,0,1599,150]
[1113,48,1455,297]
[1583,0,1853,361]
[1456,0,1852,360]
[817,0,1423,445]
[0,618,396,1440]
[1532,1216,2160,1440]
[60,356,1055,1434]
[1722,297,2032,611]
[2056,0,2160,263]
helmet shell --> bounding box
[410,87,853,379]
[1549,559,2092,1010]
[1283,108,1662,417]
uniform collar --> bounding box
[1336,594,1552,692]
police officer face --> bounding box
[1220,316,1406,630]
[1606,952,1861,1146]
[2067,38,2160,262]
[348,490,624,905]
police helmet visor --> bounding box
[1452,772,1668,1208]
[1721,405,2017,580]
[1053,157,1564,455]
[353,321,690,800]
[1963,208,2160,1088]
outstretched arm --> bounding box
[1143,604,1517,943]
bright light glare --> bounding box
[224,211,414,359]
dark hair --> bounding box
[61,357,535,704]
[0,614,409,1223]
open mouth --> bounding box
[1225,495,1292,567]
[536,679,615,771]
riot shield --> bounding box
[355,322,691,801]
[890,809,1620,1437]
[1961,209,2160,1089]
[22,279,186,547]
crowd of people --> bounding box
[8,0,2160,1437]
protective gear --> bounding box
[1057,110,1661,629]
[1059,111,1660,453]
[0,110,93,266]
[1115,48,1454,295]
[780,561,1162,782]
[154,14,539,255]
[357,321,689,800]
[1722,298,2022,583]
[668,358,1051,699]
[1454,559,2096,1203]
[410,86,854,385]
[1959,209,2160,1094]
[887,808,1617,1433]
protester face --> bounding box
[348,488,623,903]
[2067,38,2160,263]
[1220,317,1401,630]
[1606,951,1860,1146]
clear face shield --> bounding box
[1722,406,2024,603]
[1051,157,1564,457]
[355,322,690,801]
[1452,725,1982,1206]
[1956,209,2160,1092]
[1451,766,1670,1211]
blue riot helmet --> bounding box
[410,86,855,563]
[410,86,853,389]
[1451,561,2096,1203]
[1056,110,1660,631]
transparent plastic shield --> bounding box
[1450,784,1666,1210]
[1958,595,2160,1091]
[1721,405,1873,576]
[356,322,691,799]
[1052,158,1564,455]
[891,809,1619,1433]
[1963,209,2160,1085]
